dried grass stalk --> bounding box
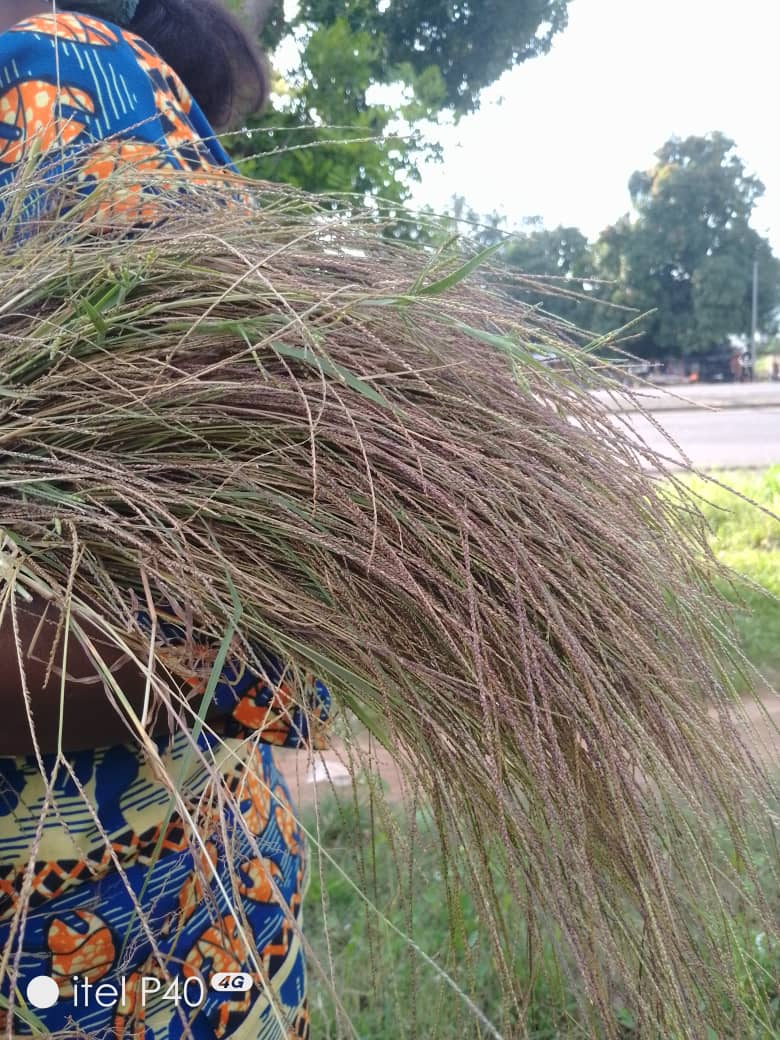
[0,179,777,1038]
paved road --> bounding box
[621,407,780,469]
[596,380,780,413]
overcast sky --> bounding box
[410,0,780,250]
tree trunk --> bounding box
[241,0,277,35]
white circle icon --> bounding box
[26,975,59,1009]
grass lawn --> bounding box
[300,469,780,1038]
[684,466,780,684]
[303,799,591,1039]
[301,795,780,1039]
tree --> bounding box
[226,0,571,198]
[304,0,571,116]
[483,221,595,329]
[591,133,780,359]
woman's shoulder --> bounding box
[0,9,235,191]
[0,11,188,104]
[0,11,155,126]
[1,11,187,93]
[2,10,129,50]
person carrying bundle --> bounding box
[0,3,328,1037]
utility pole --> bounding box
[749,259,759,382]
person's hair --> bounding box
[126,0,269,130]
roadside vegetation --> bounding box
[687,467,780,683]
[302,791,780,1039]
[302,467,780,1039]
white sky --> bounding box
[410,0,780,250]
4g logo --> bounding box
[210,973,254,993]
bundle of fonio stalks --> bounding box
[0,179,776,1039]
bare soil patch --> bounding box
[278,686,780,808]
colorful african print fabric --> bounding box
[0,10,238,227]
[0,12,328,1038]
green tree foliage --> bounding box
[591,133,780,359]
[446,205,597,331]
[232,15,423,201]
[424,135,780,359]
[226,0,570,198]
[355,0,569,115]
[490,221,595,329]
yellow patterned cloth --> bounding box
[0,12,328,1037]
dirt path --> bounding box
[278,687,780,807]
[738,687,780,757]
[277,736,409,807]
